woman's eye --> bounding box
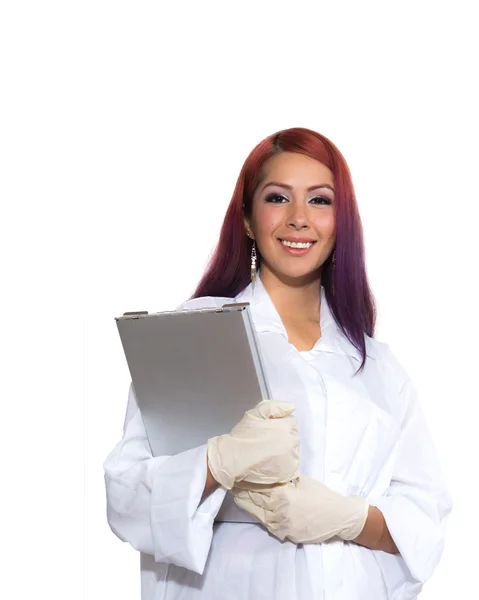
[265,193,288,203]
[310,196,332,205]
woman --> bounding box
[104,127,452,599]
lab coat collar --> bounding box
[235,270,377,361]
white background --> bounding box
[1,1,477,599]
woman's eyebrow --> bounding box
[261,181,335,193]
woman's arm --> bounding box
[104,384,227,574]
[368,375,453,583]
[352,506,399,554]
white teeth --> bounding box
[280,240,313,249]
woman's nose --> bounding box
[287,201,309,229]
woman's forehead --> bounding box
[258,152,334,187]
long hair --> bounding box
[191,127,376,371]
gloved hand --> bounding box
[207,400,300,491]
[233,475,369,544]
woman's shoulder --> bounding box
[175,295,234,311]
[366,335,411,393]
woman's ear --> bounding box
[243,216,253,239]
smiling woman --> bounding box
[104,127,452,600]
[194,127,373,371]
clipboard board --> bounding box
[115,302,272,457]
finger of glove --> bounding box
[234,486,288,512]
[247,486,291,512]
[234,492,287,540]
[264,521,288,541]
[209,425,300,488]
[231,412,299,439]
[245,460,300,486]
[233,495,269,525]
[232,481,280,493]
[232,487,248,500]
[246,400,296,420]
[237,436,300,485]
[237,435,300,485]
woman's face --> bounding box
[245,152,336,285]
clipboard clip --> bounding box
[116,311,149,321]
[221,302,250,311]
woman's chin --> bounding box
[264,262,322,285]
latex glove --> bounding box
[233,475,368,544]
[207,400,300,490]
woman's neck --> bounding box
[259,267,322,323]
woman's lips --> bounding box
[278,239,316,256]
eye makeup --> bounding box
[264,192,333,205]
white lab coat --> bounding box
[104,274,452,600]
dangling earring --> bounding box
[246,231,258,290]
[331,249,336,296]
[250,240,257,290]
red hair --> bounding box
[192,127,376,371]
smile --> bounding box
[278,239,317,255]
[280,240,314,249]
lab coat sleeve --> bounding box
[370,376,453,585]
[103,384,227,574]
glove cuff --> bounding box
[338,495,369,541]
